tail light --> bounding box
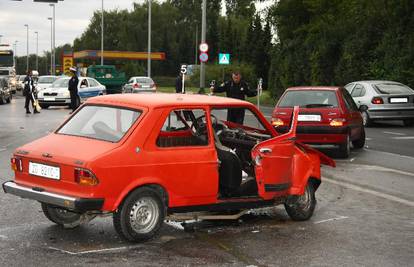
[74,169,99,186]
[330,118,346,127]
[271,118,284,127]
[133,83,142,89]
[11,157,22,172]
[371,97,384,104]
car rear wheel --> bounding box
[361,111,372,127]
[338,134,351,158]
[352,128,365,149]
[285,183,316,221]
[41,203,81,228]
[113,187,165,242]
[403,120,413,127]
[0,95,5,104]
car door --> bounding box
[251,108,299,199]
[341,88,363,140]
[87,78,103,97]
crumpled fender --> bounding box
[295,141,336,167]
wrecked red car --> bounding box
[3,93,335,242]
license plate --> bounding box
[298,114,321,122]
[390,98,408,103]
[44,97,55,101]
[29,162,60,180]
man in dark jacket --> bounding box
[23,70,39,114]
[68,67,79,113]
[175,73,184,93]
[210,71,256,124]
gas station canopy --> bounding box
[74,50,166,61]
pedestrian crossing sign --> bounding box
[219,53,230,65]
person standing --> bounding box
[23,70,39,114]
[210,71,256,124]
[175,72,184,93]
[68,67,79,113]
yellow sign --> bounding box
[63,57,73,74]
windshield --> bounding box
[38,76,57,84]
[278,90,339,108]
[57,105,142,142]
[19,76,25,81]
[52,78,70,88]
[374,83,414,94]
[136,78,152,83]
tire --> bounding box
[113,187,165,242]
[361,111,372,127]
[0,95,5,104]
[41,203,81,228]
[402,120,414,127]
[285,183,316,221]
[6,94,12,103]
[40,104,49,109]
[352,127,365,149]
[338,134,351,158]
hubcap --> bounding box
[295,186,311,211]
[129,197,159,234]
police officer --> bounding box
[175,72,184,93]
[23,70,39,114]
[68,67,79,113]
[210,71,256,124]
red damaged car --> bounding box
[3,94,334,242]
[272,87,365,158]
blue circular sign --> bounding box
[199,52,209,63]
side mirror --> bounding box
[359,105,368,112]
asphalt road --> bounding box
[0,96,413,267]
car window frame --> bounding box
[341,89,359,111]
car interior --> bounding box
[156,108,272,199]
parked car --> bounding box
[271,86,365,158]
[35,75,58,92]
[16,75,25,92]
[0,76,12,104]
[345,80,414,127]
[123,76,156,93]
[3,93,334,242]
[37,76,106,108]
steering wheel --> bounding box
[191,114,221,137]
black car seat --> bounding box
[214,131,242,197]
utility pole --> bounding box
[49,3,55,74]
[101,0,104,65]
[147,0,151,77]
[35,31,38,71]
[48,17,53,75]
[24,24,29,72]
[13,41,18,69]
[199,0,207,94]
[195,25,198,65]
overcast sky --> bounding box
[0,0,272,57]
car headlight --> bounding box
[63,91,70,98]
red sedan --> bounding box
[272,86,365,158]
[3,93,334,242]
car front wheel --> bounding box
[113,187,165,242]
[41,203,81,228]
[285,183,316,221]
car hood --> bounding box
[42,87,68,93]
[16,133,119,166]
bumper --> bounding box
[368,108,414,120]
[276,126,347,145]
[38,98,71,106]
[2,181,104,212]
[132,89,156,93]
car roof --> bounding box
[87,93,252,109]
[286,86,341,91]
[349,80,402,85]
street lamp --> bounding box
[24,24,29,72]
[13,41,18,69]
[35,31,39,71]
[147,0,151,78]
[48,17,53,75]
[101,0,104,65]
[199,0,207,93]
[49,3,55,74]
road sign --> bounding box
[218,53,230,65]
[199,43,209,53]
[199,52,209,63]
[180,64,187,74]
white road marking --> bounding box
[314,216,349,224]
[323,177,414,207]
[350,164,414,177]
[0,148,6,152]
[383,131,406,136]
[391,136,414,140]
[0,234,7,239]
[365,137,372,141]
[349,158,355,162]
[48,245,143,255]
[363,148,414,160]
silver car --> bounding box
[123,76,156,93]
[345,80,414,127]
[36,75,58,92]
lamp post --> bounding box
[49,3,55,74]
[147,0,151,78]
[101,0,104,65]
[35,31,38,71]
[48,17,52,75]
[199,0,207,93]
[13,41,18,69]
[24,24,29,72]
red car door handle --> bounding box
[259,148,272,154]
